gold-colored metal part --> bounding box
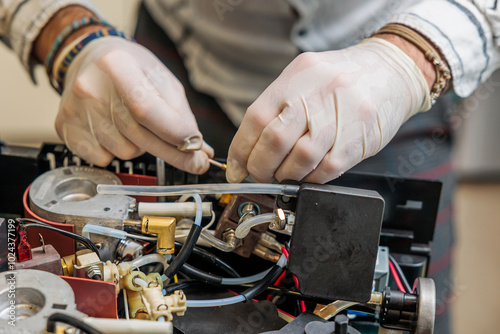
[134,308,151,320]
[315,300,358,320]
[209,159,227,171]
[141,216,176,254]
[314,292,383,320]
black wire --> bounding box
[163,279,203,295]
[18,219,101,259]
[175,242,240,278]
[47,313,103,334]
[163,224,202,279]
[241,264,284,301]
[388,254,412,293]
[180,263,223,285]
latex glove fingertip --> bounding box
[226,158,248,183]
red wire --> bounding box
[281,247,289,260]
[281,247,305,312]
[275,270,286,287]
[389,260,406,292]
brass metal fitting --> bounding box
[222,228,241,249]
[141,216,176,254]
[270,208,287,230]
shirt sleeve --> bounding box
[388,0,500,97]
[0,0,103,77]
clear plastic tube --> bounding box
[220,253,287,285]
[97,183,299,197]
[199,230,235,252]
[234,213,277,239]
[130,253,169,270]
[185,254,287,307]
[186,295,245,307]
[82,224,157,242]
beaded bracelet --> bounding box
[50,28,134,94]
[45,17,112,75]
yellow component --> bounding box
[60,249,95,276]
[141,216,176,255]
[173,275,178,283]
[219,194,233,207]
[61,255,75,276]
[146,272,163,290]
[140,286,187,321]
[128,290,147,318]
[124,271,148,292]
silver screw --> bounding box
[86,264,102,280]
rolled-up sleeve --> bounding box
[0,0,102,75]
[389,0,500,97]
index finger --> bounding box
[226,87,286,183]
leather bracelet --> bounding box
[373,23,451,105]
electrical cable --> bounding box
[46,313,103,334]
[178,254,287,286]
[162,279,203,296]
[388,260,406,293]
[18,219,101,259]
[163,194,203,280]
[178,255,287,308]
[388,254,412,293]
[280,246,305,312]
[175,242,240,278]
[180,263,222,285]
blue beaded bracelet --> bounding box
[45,17,112,74]
[50,28,134,94]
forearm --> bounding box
[33,5,105,69]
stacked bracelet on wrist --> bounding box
[373,23,451,105]
[45,17,112,77]
[49,28,134,94]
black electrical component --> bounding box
[263,311,361,334]
[287,183,385,303]
[380,286,418,331]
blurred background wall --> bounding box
[0,1,499,333]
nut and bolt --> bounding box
[86,264,102,280]
[238,202,261,224]
[270,208,287,230]
[222,228,241,249]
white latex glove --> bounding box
[226,37,431,184]
[56,37,214,174]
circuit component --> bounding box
[214,194,277,258]
[287,183,385,303]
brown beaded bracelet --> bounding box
[373,23,451,105]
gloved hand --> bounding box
[226,37,431,184]
[55,37,213,174]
